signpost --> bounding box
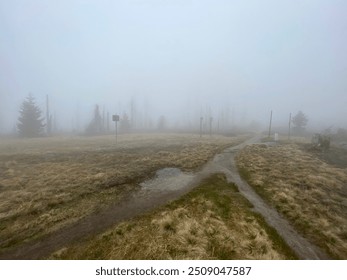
[112,114,120,144]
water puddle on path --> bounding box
[140,168,195,192]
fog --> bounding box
[1,0,346,134]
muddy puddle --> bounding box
[140,168,194,192]
[0,135,329,259]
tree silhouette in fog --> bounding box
[86,105,104,135]
[292,110,308,135]
[157,115,166,131]
[120,113,131,133]
[17,94,45,138]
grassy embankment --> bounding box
[50,173,297,260]
[0,133,244,254]
[236,140,347,259]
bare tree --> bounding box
[120,113,131,133]
[157,115,166,131]
[85,105,104,135]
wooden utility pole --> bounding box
[268,110,273,138]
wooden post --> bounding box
[268,110,272,138]
[288,113,292,140]
[115,118,117,145]
[112,115,120,144]
[102,106,105,131]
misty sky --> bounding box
[1,0,346,132]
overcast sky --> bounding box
[1,0,346,132]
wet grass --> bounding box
[236,142,347,259]
[50,174,297,260]
[0,133,244,254]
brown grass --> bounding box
[236,142,347,259]
[0,133,245,253]
[49,174,296,260]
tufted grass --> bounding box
[50,174,297,260]
[0,133,244,253]
[236,142,347,259]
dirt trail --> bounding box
[0,136,329,259]
[201,136,330,260]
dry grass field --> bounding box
[0,133,244,254]
[50,174,296,260]
[236,141,347,259]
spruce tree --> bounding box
[17,94,45,137]
[292,110,308,129]
[292,110,308,135]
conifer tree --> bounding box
[292,110,308,135]
[17,94,45,137]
